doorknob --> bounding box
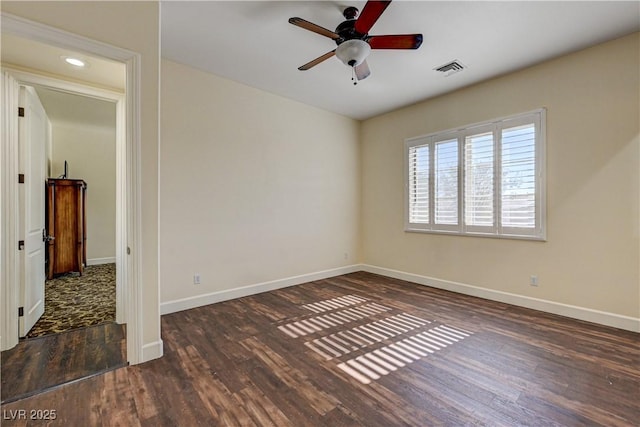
[42,229,55,243]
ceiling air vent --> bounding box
[434,60,465,76]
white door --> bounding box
[18,85,48,337]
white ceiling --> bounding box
[1,33,125,91]
[1,32,122,129]
[2,2,637,123]
[34,86,116,129]
[161,1,640,120]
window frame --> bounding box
[404,109,546,241]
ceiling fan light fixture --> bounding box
[335,39,371,67]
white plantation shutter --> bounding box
[501,123,537,231]
[408,144,429,224]
[464,131,494,228]
[405,109,545,240]
[434,139,458,226]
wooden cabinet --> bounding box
[46,178,87,279]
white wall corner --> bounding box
[160,264,362,315]
[361,264,640,333]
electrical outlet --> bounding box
[344,252,349,260]
[530,275,538,286]
[193,273,201,285]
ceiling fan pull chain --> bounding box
[352,67,357,85]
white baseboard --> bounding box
[141,339,164,363]
[159,263,639,333]
[160,264,362,316]
[87,257,116,266]
[361,264,640,333]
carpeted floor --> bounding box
[26,263,116,338]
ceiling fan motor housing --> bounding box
[335,16,367,45]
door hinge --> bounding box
[18,240,24,250]
[18,107,24,117]
[18,173,25,183]
[18,307,24,317]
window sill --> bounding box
[404,227,546,242]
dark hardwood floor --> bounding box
[1,322,127,404]
[1,272,638,426]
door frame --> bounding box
[9,68,126,326]
[0,13,144,364]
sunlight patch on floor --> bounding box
[277,294,472,385]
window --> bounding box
[405,109,545,240]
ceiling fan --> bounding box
[289,0,423,83]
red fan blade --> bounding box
[289,17,340,40]
[355,60,371,81]
[355,1,392,34]
[368,34,423,49]
[298,50,336,71]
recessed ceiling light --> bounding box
[62,56,87,68]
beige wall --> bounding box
[50,121,116,262]
[160,59,360,304]
[361,33,639,319]
[2,1,161,352]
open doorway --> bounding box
[24,84,119,339]
[0,18,142,402]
